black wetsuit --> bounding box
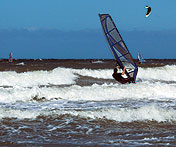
[112,68,134,84]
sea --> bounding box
[0,59,176,146]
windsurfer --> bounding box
[8,52,13,63]
[112,64,135,84]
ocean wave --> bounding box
[66,104,175,122]
[74,65,176,81]
[137,65,176,81]
[0,65,175,87]
[0,67,77,87]
[0,104,175,122]
[0,82,175,103]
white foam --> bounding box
[0,82,175,103]
[65,104,175,122]
[0,104,175,122]
[92,60,104,63]
[0,67,77,87]
[0,108,40,119]
[137,65,176,81]
[0,65,175,123]
[73,65,176,81]
[74,68,112,79]
[57,83,175,101]
[16,62,25,65]
[0,65,175,87]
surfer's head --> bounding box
[116,63,120,68]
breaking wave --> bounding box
[0,65,175,87]
[0,104,175,122]
[0,82,175,103]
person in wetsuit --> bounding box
[112,64,135,84]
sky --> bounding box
[0,0,176,59]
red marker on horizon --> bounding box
[8,52,13,63]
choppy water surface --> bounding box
[0,59,176,146]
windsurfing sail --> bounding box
[98,14,138,80]
[8,52,13,63]
[138,52,145,64]
[145,5,151,17]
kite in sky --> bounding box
[145,5,151,17]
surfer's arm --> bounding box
[121,67,126,75]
